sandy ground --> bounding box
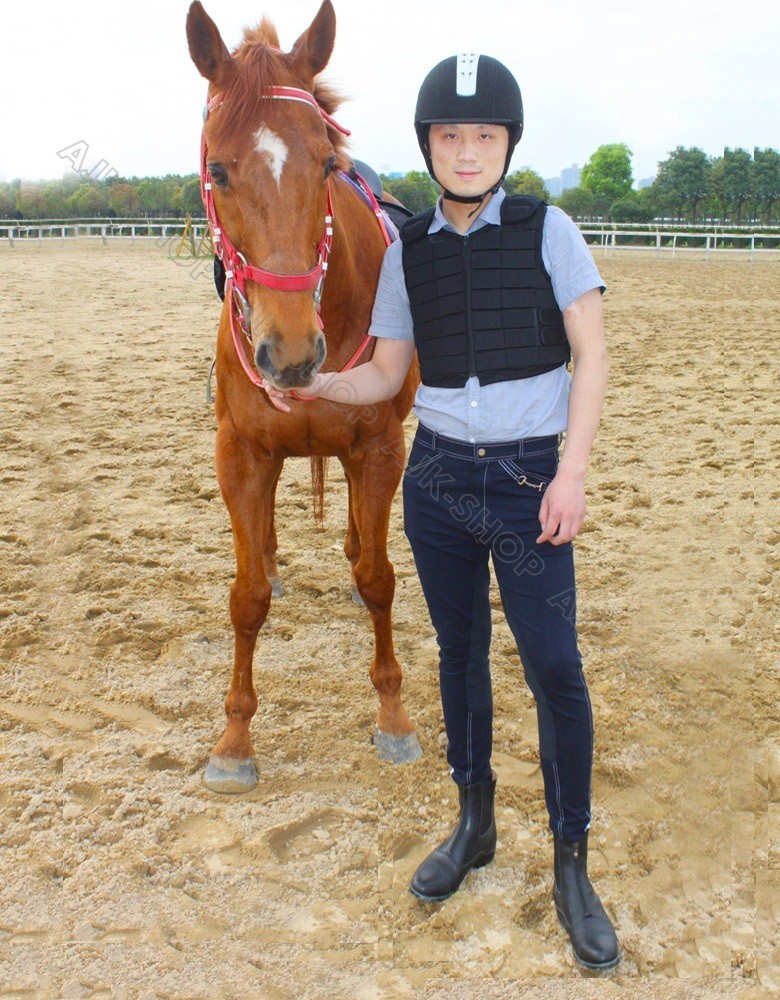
[0,239,777,999]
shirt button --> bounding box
[470,400,478,407]
[477,448,486,457]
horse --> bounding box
[185,0,421,792]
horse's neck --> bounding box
[320,178,386,368]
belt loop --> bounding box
[518,438,524,459]
[430,428,437,451]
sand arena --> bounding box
[0,240,776,997]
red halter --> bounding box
[200,86,385,393]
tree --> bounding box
[580,143,634,208]
[708,155,725,221]
[136,178,164,215]
[653,146,711,221]
[68,184,108,216]
[504,169,550,201]
[109,182,139,216]
[724,147,753,224]
[753,147,780,224]
[609,195,653,223]
[182,176,204,216]
[556,186,595,220]
[0,186,14,218]
[17,184,44,218]
[380,171,438,213]
[40,183,67,218]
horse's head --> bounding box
[187,1,348,389]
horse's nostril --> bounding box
[255,340,269,373]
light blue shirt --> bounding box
[369,189,605,442]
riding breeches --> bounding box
[403,424,594,842]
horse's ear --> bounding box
[290,0,336,81]
[186,1,234,87]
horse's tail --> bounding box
[311,457,328,528]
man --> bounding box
[265,53,619,971]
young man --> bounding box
[266,54,619,970]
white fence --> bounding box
[580,226,780,257]
[2,218,780,258]
[0,219,210,245]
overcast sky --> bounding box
[2,0,778,185]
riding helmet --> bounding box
[414,54,523,191]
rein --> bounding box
[200,86,390,395]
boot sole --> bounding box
[409,851,495,903]
[554,903,621,971]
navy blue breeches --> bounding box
[403,424,594,841]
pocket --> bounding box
[498,457,554,494]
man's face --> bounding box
[428,123,509,195]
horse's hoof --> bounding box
[204,755,258,793]
[270,576,283,598]
[374,728,423,764]
[350,584,365,606]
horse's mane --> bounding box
[208,17,349,164]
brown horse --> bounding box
[186,1,421,792]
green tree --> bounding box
[137,178,165,215]
[504,169,550,201]
[68,184,109,216]
[556,186,595,219]
[182,176,203,216]
[17,184,44,218]
[40,182,67,218]
[724,147,753,223]
[0,186,14,218]
[609,194,653,223]
[708,155,725,221]
[653,146,711,221]
[580,143,634,209]
[753,147,780,224]
[109,182,139,216]
[381,171,438,213]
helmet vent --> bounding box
[455,53,481,97]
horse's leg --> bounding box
[264,471,283,598]
[341,437,422,765]
[344,478,364,606]
[204,425,282,793]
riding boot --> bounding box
[410,773,497,902]
[553,833,620,970]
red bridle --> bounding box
[201,86,365,392]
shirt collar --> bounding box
[430,187,506,235]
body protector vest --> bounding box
[400,195,570,387]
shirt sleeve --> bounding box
[368,240,415,340]
[542,205,606,312]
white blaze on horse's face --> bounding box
[253,126,288,186]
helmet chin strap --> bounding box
[442,179,504,218]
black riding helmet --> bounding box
[414,54,523,203]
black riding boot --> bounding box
[553,833,620,970]
[410,773,497,902]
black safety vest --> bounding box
[400,196,570,387]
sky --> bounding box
[2,0,778,186]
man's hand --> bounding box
[536,467,586,545]
[260,375,322,412]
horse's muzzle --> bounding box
[255,332,326,389]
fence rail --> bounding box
[2,219,780,257]
[0,220,211,244]
[580,227,780,256]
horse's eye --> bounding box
[208,162,229,188]
[323,154,337,180]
